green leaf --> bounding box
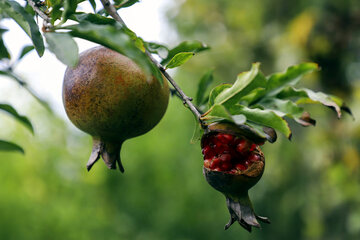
[18,45,35,61]
[0,29,10,59]
[0,70,52,112]
[266,63,319,96]
[144,42,169,58]
[259,98,315,126]
[0,0,45,56]
[214,63,260,106]
[190,118,204,144]
[161,40,209,65]
[202,104,246,125]
[165,52,194,69]
[196,69,214,106]
[61,0,78,23]
[72,13,116,25]
[88,0,96,12]
[0,103,34,134]
[63,22,164,85]
[45,32,79,67]
[208,84,231,108]
[277,86,347,118]
[117,0,140,8]
[228,105,292,139]
[0,140,24,154]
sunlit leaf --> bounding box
[227,105,292,139]
[277,86,347,118]
[165,52,194,69]
[259,98,316,127]
[202,104,246,125]
[266,63,319,96]
[161,40,209,65]
[208,84,231,108]
[0,103,34,134]
[45,32,79,67]
[214,63,260,106]
[0,0,45,56]
[0,140,24,154]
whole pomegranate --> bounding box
[201,122,270,231]
[63,46,169,172]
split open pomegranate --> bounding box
[201,123,270,231]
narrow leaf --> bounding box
[72,13,116,25]
[161,40,209,65]
[196,69,214,106]
[0,140,24,154]
[214,63,260,106]
[88,0,96,12]
[228,105,292,139]
[18,45,34,61]
[190,117,204,144]
[0,103,34,134]
[45,32,79,67]
[277,87,346,118]
[208,84,231,108]
[0,28,10,59]
[266,63,319,96]
[165,52,194,69]
[118,0,140,8]
[2,0,45,56]
[61,0,78,23]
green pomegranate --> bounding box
[63,46,169,172]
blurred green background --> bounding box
[1,0,360,239]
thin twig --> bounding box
[99,0,126,25]
[27,0,51,28]
[99,0,203,122]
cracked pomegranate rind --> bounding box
[201,123,270,231]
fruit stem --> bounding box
[99,0,205,127]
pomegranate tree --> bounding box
[7,0,351,233]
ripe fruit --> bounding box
[63,46,169,172]
[201,123,270,231]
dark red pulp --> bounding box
[202,133,261,174]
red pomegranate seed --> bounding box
[236,139,248,153]
[214,167,221,171]
[249,143,257,151]
[229,169,238,174]
[216,133,234,144]
[202,145,215,159]
[235,163,247,170]
[248,153,260,162]
[219,153,232,163]
[210,158,221,169]
[204,159,211,168]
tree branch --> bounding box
[27,0,51,27]
[99,0,204,123]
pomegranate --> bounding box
[201,123,270,231]
[63,46,169,172]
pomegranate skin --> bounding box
[62,46,169,171]
[63,46,169,141]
